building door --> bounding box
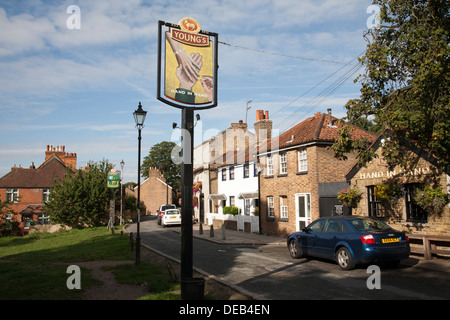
[295,193,311,231]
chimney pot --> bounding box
[256,110,262,121]
[327,108,332,127]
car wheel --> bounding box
[289,240,302,259]
[336,247,355,270]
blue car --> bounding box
[287,216,410,270]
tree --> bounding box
[45,160,115,228]
[0,199,21,237]
[333,0,449,168]
[141,141,181,194]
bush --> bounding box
[337,187,362,207]
[223,206,239,215]
[0,221,22,237]
[414,185,448,216]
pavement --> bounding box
[190,223,286,246]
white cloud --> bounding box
[0,8,55,56]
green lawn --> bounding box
[0,228,179,300]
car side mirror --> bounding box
[302,227,310,233]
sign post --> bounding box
[157,18,218,300]
[107,170,120,233]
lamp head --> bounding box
[133,102,147,129]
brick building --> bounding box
[0,145,76,232]
[258,109,377,237]
[135,167,173,215]
[346,130,450,236]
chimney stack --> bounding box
[45,145,77,171]
[254,109,272,144]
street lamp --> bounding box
[120,159,125,226]
[133,102,147,265]
[245,100,252,124]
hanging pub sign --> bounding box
[157,18,218,110]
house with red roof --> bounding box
[0,145,76,233]
[257,109,377,236]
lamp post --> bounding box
[120,159,125,226]
[245,100,252,124]
[133,102,147,265]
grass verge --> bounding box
[0,227,180,300]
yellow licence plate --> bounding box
[382,237,399,243]
[170,216,177,219]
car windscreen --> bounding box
[165,210,179,215]
[349,218,391,231]
[162,205,176,211]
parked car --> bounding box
[157,204,176,225]
[161,209,182,227]
[287,216,410,270]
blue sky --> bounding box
[0,0,376,183]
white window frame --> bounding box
[267,196,274,218]
[244,198,250,215]
[6,189,19,203]
[266,155,273,176]
[280,196,288,219]
[298,149,307,172]
[38,214,50,225]
[280,152,287,174]
[42,189,51,203]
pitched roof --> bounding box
[20,204,45,215]
[0,155,68,188]
[345,128,450,180]
[260,111,377,153]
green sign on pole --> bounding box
[107,171,120,189]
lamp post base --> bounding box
[180,277,205,300]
